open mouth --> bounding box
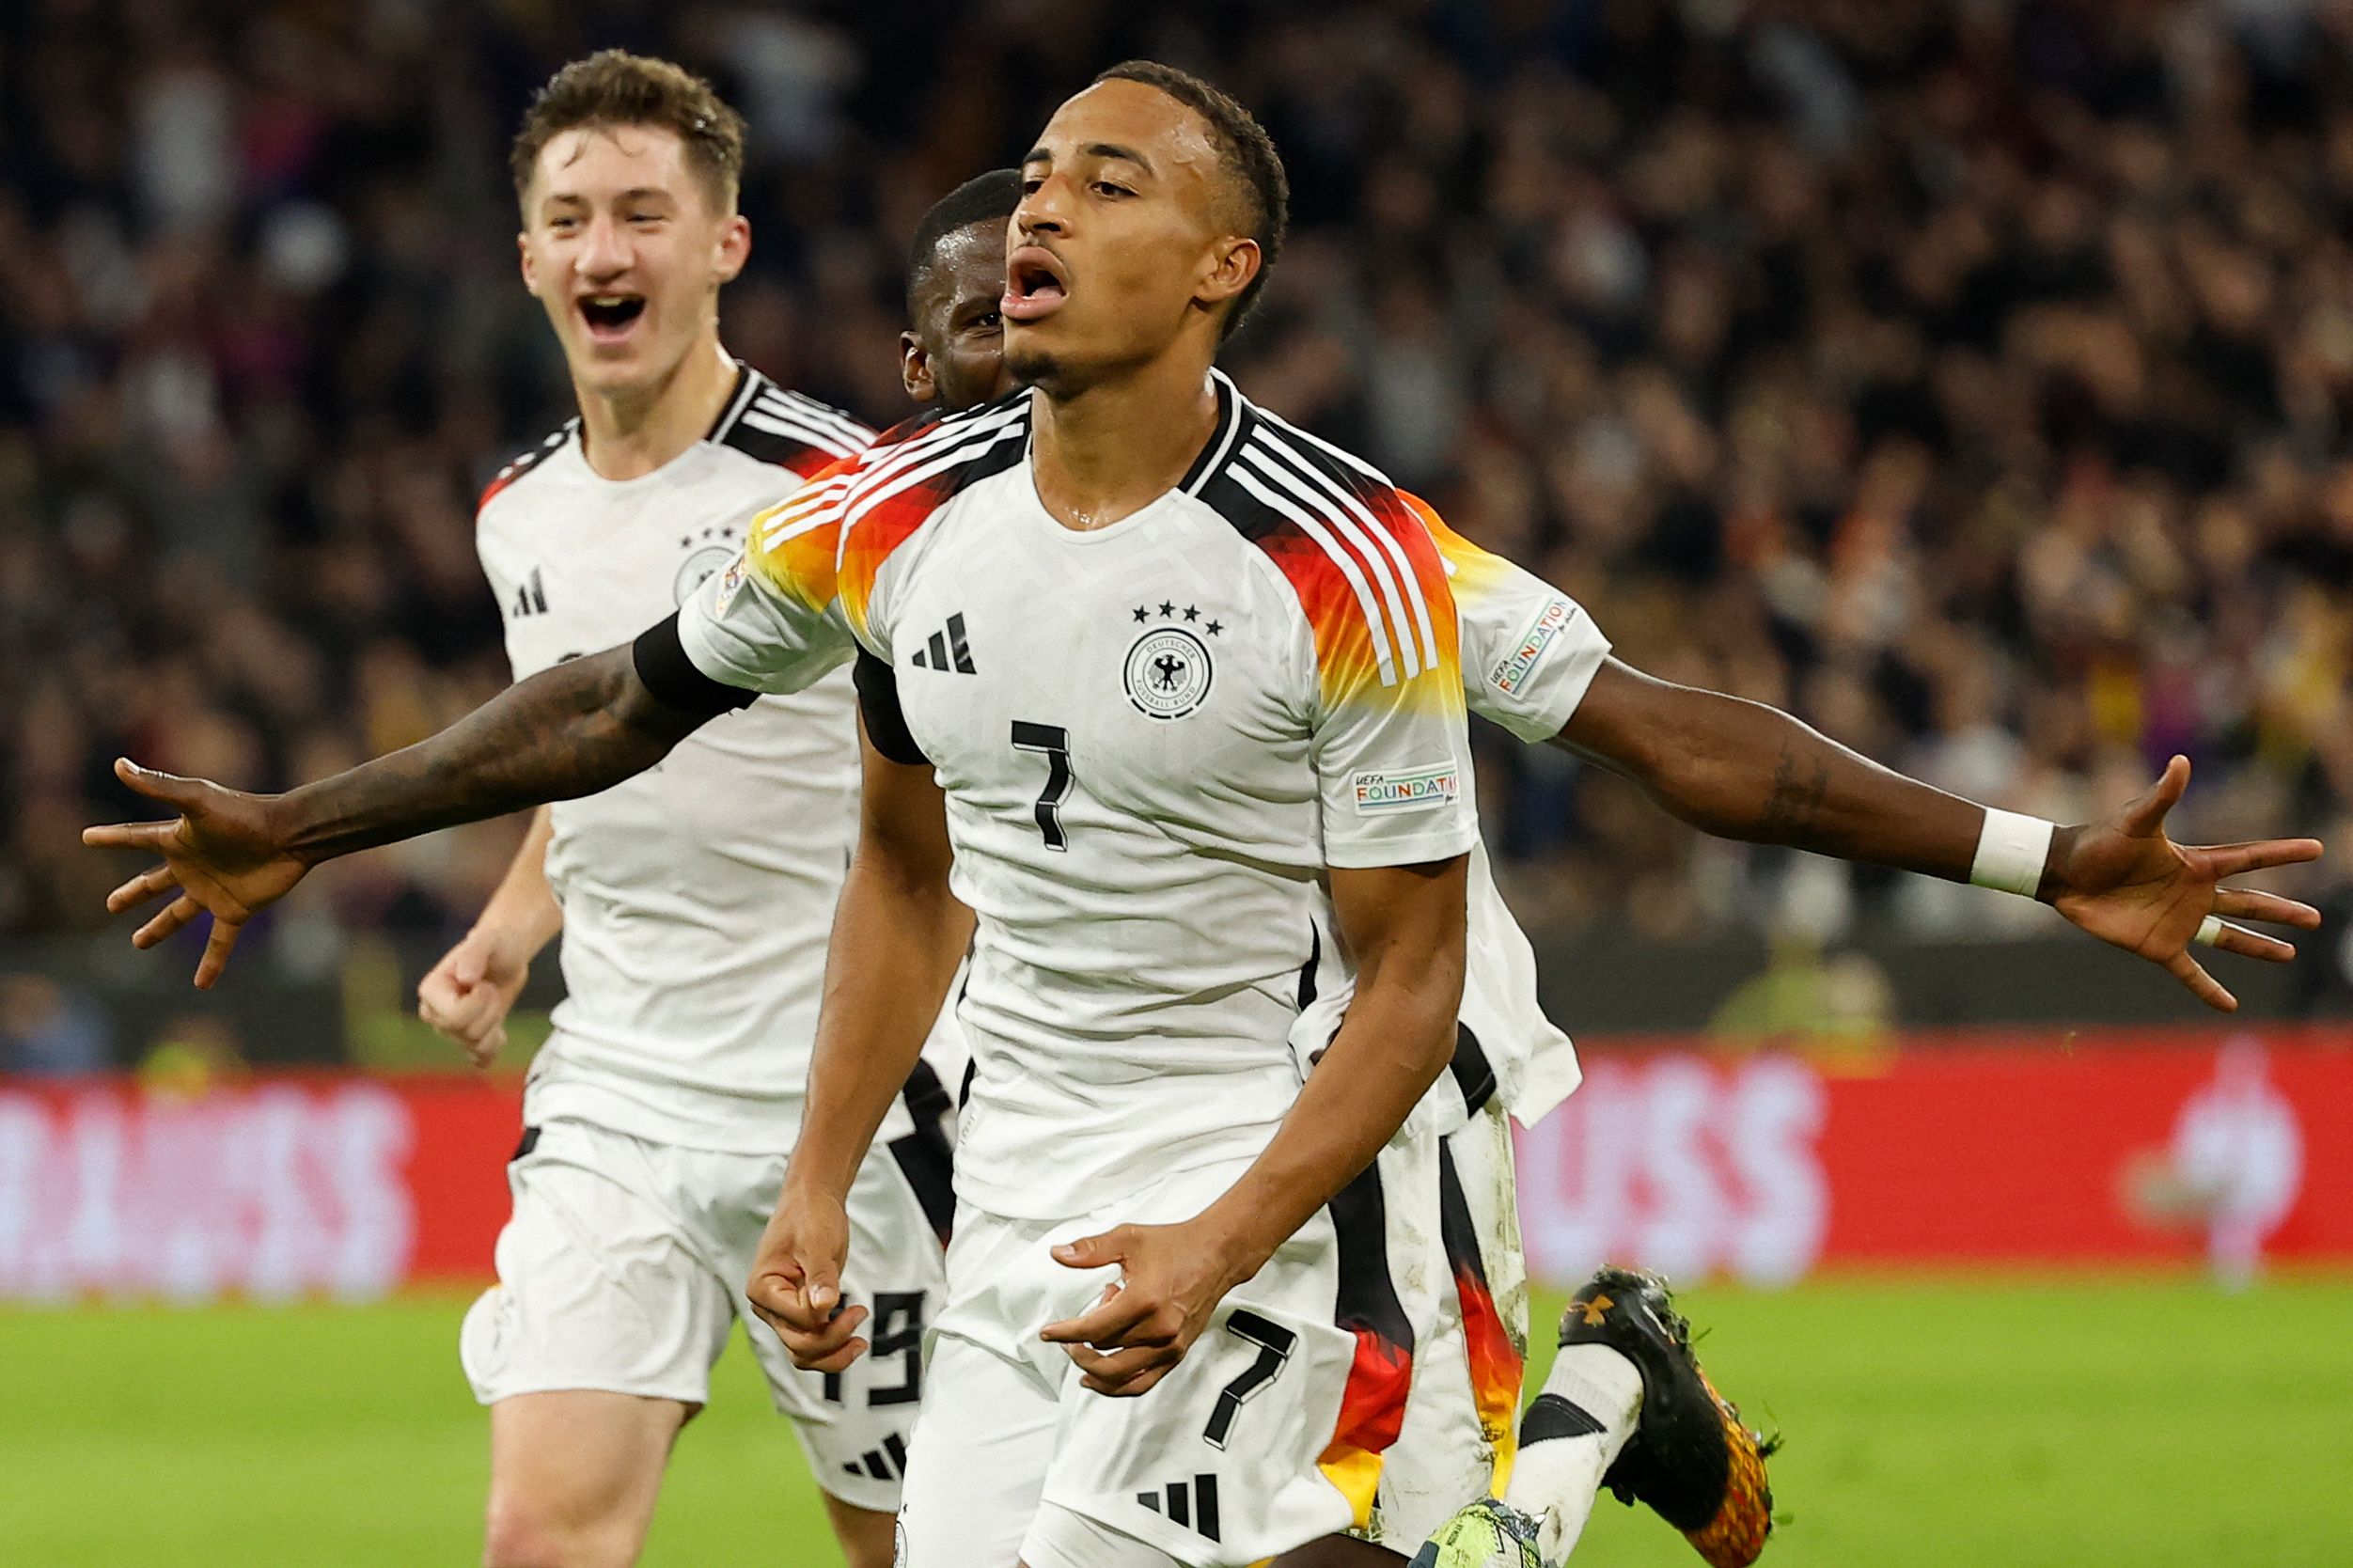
[1003,247,1069,322]
[578,293,647,341]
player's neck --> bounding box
[573,337,740,482]
[1028,344,1220,532]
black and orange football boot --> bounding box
[1554,1264,1777,1568]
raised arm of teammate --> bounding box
[1552,663,2322,1010]
[417,806,564,1066]
[1037,852,1471,1399]
[745,712,975,1373]
[82,626,736,988]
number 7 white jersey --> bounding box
[679,374,1481,1219]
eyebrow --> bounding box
[541,187,677,207]
[1020,142,1155,176]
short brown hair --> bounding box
[510,51,745,212]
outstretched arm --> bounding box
[85,622,739,987]
[1554,659,2323,1009]
[1555,660,1985,875]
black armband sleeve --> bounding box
[631,614,757,715]
[853,649,930,764]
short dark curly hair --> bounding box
[510,51,745,213]
[906,168,1023,317]
[1093,60,1289,342]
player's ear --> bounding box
[517,229,538,291]
[901,331,935,404]
[1197,235,1259,313]
[714,212,751,285]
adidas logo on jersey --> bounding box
[509,568,548,619]
[908,613,976,673]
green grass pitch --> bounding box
[5,1275,2349,1565]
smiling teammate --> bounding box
[408,54,946,1568]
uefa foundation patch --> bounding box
[1351,763,1462,815]
[1488,597,1577,697]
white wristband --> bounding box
[1970,808,2055,898]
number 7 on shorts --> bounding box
[1202,1309,1296,1450]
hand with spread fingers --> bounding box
[80,758,311,989]
[2047,754,2325,1011]
[1039,1219,1252,1398]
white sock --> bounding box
[1501,1343,1644,1565]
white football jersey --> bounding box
[679,376,1482,1218]
[474,363,879,1152]
[1294,509,1614,1135]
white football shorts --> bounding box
[1362,1096,1531,1552]
[894,1148,1435,1568]
[458,1113,951,1513]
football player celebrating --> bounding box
[736,65,1491,1565]
[894,165,1604,1566]
[890,161,2325,1568]
[416,53,943,1568]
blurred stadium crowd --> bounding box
[8,0,2353,979]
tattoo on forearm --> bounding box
[282,651,701,863]
[1759,747,1832,846]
